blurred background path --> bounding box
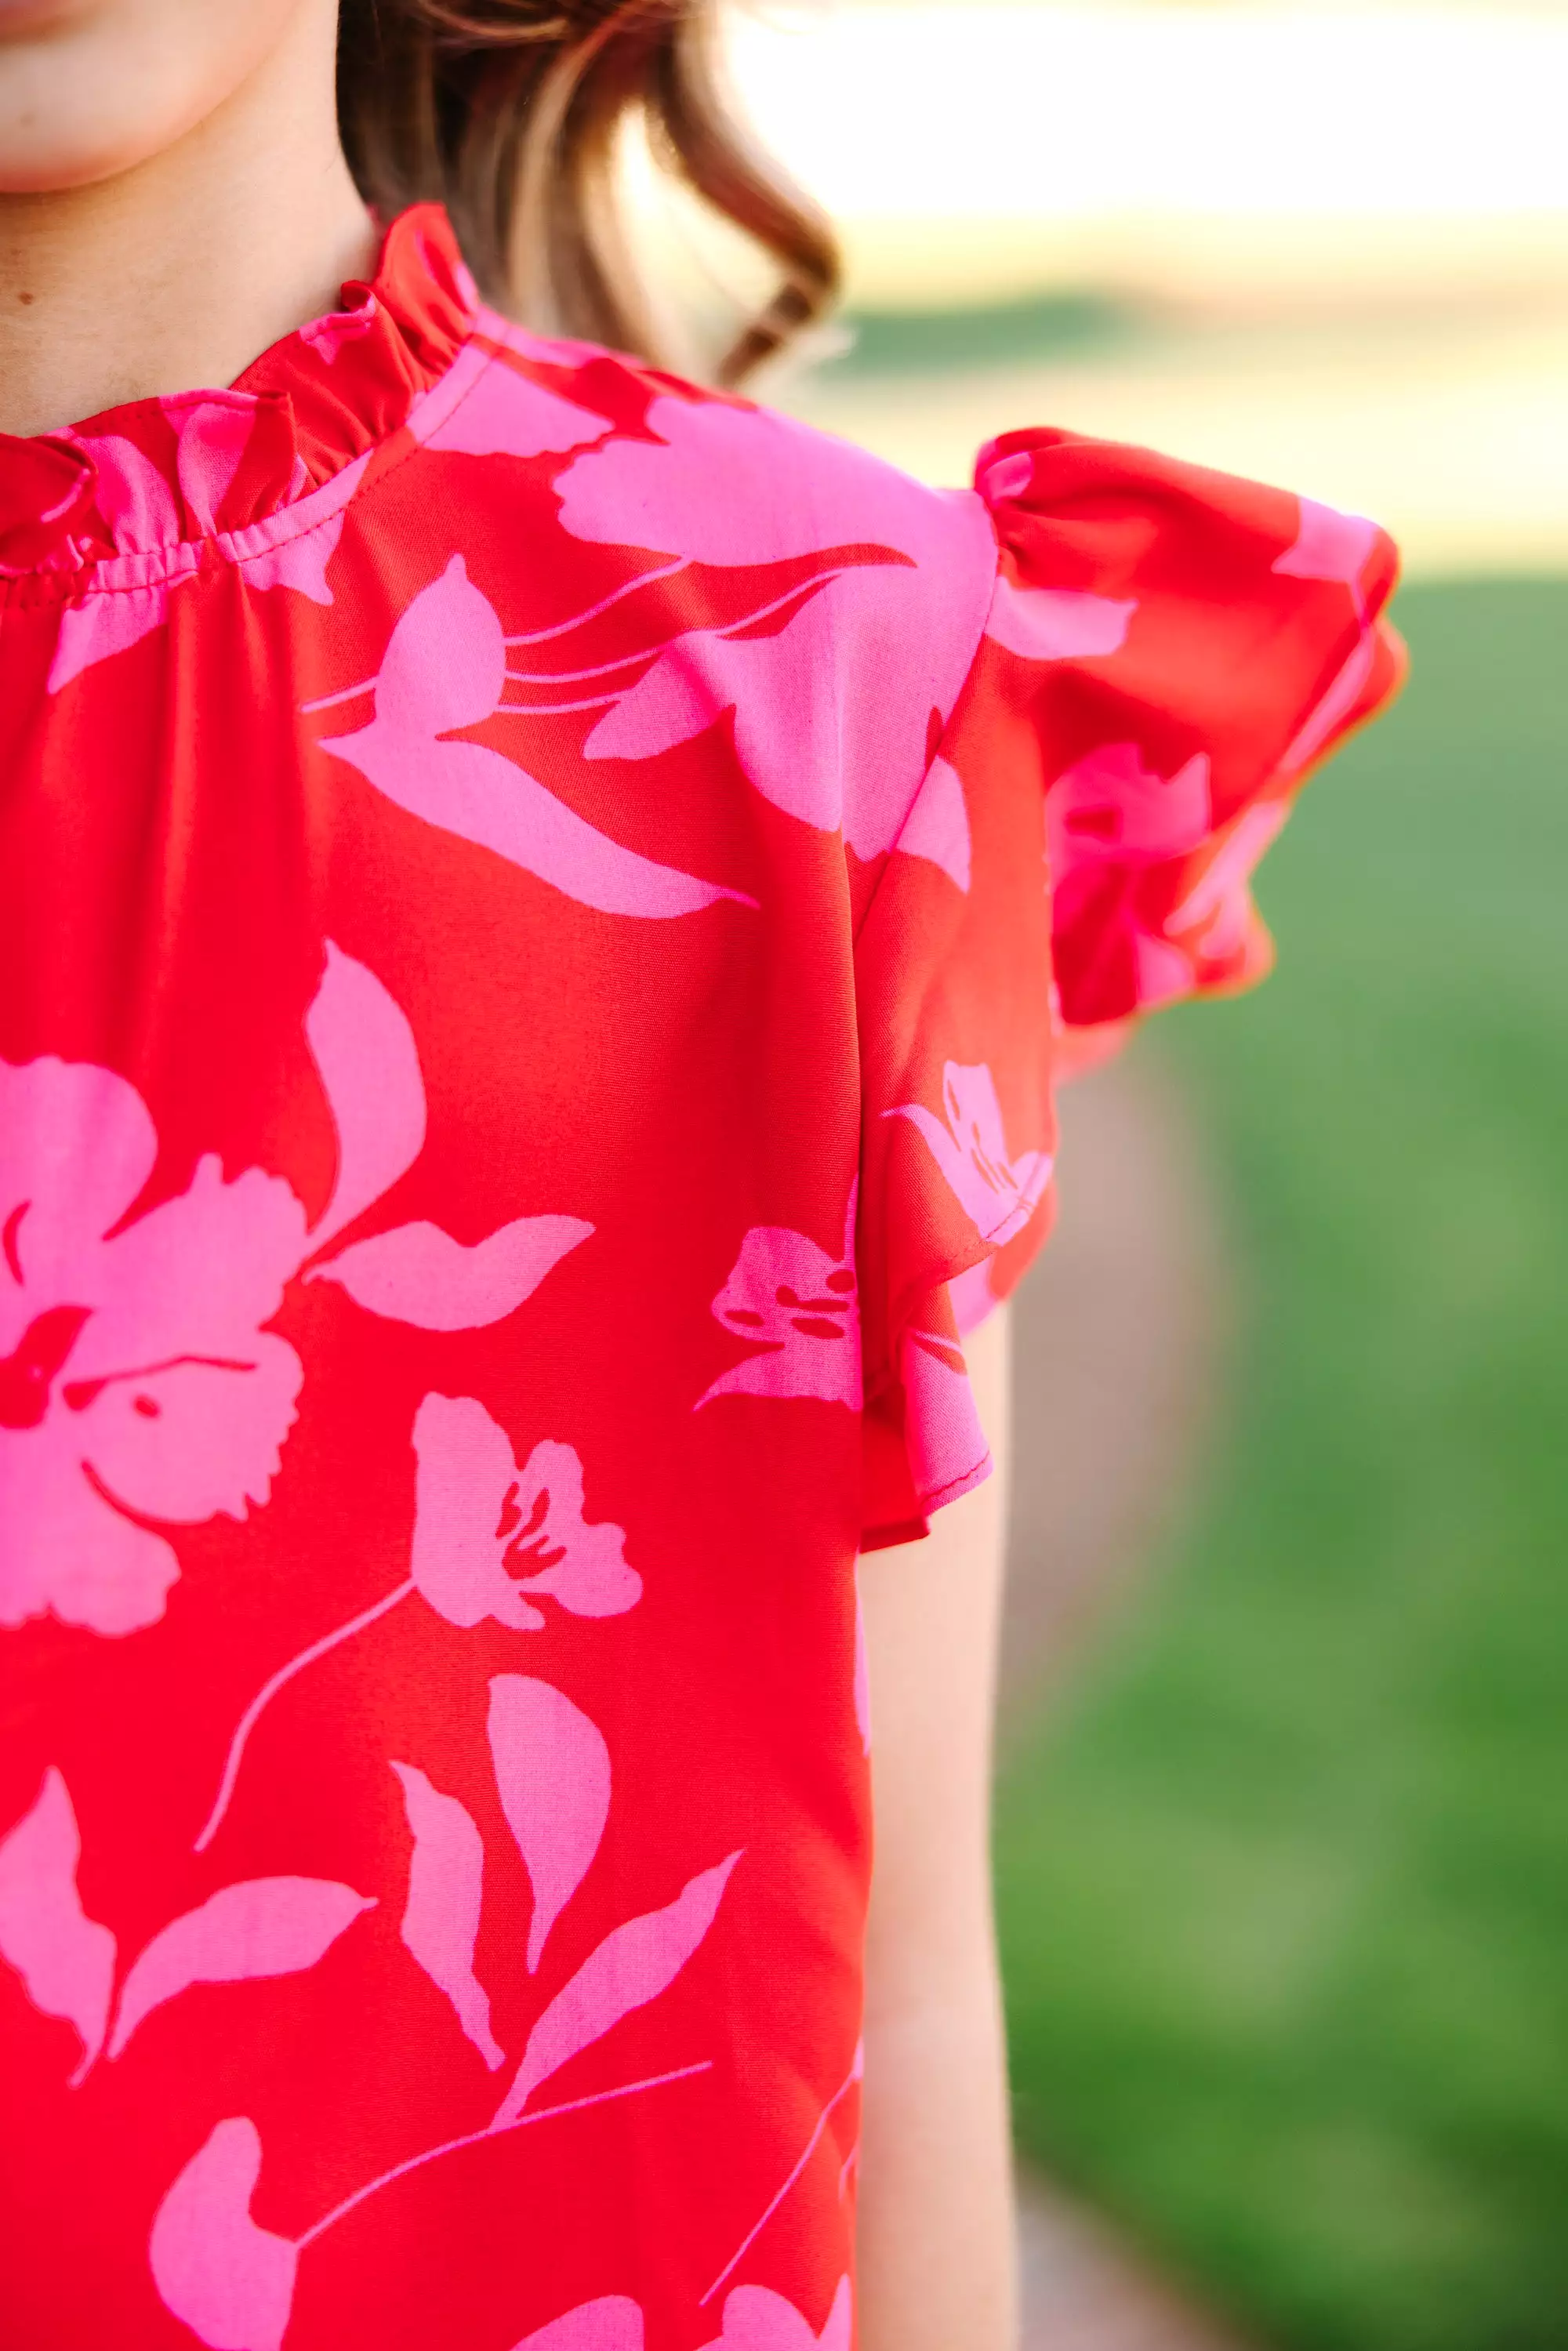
[1000,1057,1243,2347]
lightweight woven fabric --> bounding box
[0,207,1402,2351]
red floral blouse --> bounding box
[0,207,1402,2351]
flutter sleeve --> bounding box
[855,426,1405,1550]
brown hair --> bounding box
[336,0,842,386]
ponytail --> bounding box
[336,0,842,386]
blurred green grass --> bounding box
[995,579,1568,2351]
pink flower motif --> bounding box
[0,1057,307,1636]
[697,1188,862,1410]
[1049,741,1212,875]
[318,556,753,919]
[555,397,996,857]
[412,1393,642,1632]
[885,1062,1051,1249]
[1047,741,1217,1008]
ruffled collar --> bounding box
[0,205,474,581]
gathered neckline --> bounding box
[0,206,476,584]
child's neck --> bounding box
[0,16,376,441]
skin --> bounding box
[0,0,375,435]
[0,11,1021,2342]
[858,1304,1018,2351]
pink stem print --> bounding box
[193,1578,416,1853]
[499,557,691,647]
[297,559,695,714]
[503,651,670,689]
[493,695,622,720]
[297,677,378,717]
[294,2059,713,2248]
[699,2051,863,2306]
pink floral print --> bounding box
[0,1766,375,2086]
[0,941,593,1643]
[515,2302,646,2351]
[412,1393,641,1629]
[0,1768,116,2083]
[0,1055,307,1636]
[1046,742,1218,1005]
[315,554,754,919]
[555,395,997,857]
[702,2048,864,2309]
[195,1395,636,1852]
[699,2280,854,2351]
[699,1188,862,1410]
[0,201,1406,2349]
[486,1674,612,1972]
[151,2117,299,2351]
[390,1761,506,2070]
[885,1061,1053,1248]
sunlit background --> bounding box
[717,5,1568,2346]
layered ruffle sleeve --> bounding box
[856,428,1404,1547]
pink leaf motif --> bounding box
[233,507,347,605]
[310,1214,592,1331]
[47,581,172,694]
[420,359,609,459]
[150,2117,298,2351]
[487,1675,611,1975]
[985,577,1136,662]
[514,2298,645,2351]
[303,941,426,1250]
[583,597,848,836]
[896,754,971,893]
[492,1850,742,2126]
[885,1062,1052,1249]
[108,1877,374,2059]
[322,557,750,917]
[0,1768,116,2084]
[371,553,508,738]
[699,2281,852,2351]
[391,1761,504,2069]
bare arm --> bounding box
[856,1305,1017,2351]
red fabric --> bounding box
[0,207,1401,2350]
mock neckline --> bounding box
[0,205,475,581]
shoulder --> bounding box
[477,316,1000,589]
[445,316,1006,861]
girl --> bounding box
[0,5,1403,2349]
